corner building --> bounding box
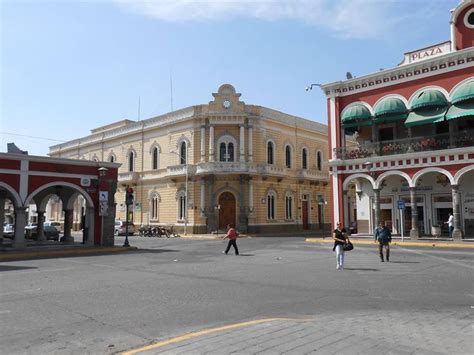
[49,84,331,234]
[321,1,474,239]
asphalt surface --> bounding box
[1,236,473,354]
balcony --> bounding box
[296,169,329,181]
[257,164,288,176]
[118,172,139,183]
[334,130,474,160]
[195,161,255,175]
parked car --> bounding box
[115,221,135,236]
[44,221,62,232]
[3,224,14,239]
[24,224,60,241]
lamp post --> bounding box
[318,198,328,238]
[170,150,188,236]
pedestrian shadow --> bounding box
[343,267,380,271]
[0,265,38,272]
[238,254,255,256]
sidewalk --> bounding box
[305,237,474,249]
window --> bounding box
[152,147,159,170]
[317,151,323,171]
[178,194,186,221]
[227,143,234,162]
[180,142,187,165]
[219,143,226,162]
[302,148,308,169]
[285,195,293,220]
[267,191,276,220]
[285,145,291,168]
[109,155,115,163]
[267,142,274,164]
[128,151,135,172]
[151,194,159,220]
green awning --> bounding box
[374,97,407,116]
[411,89,448,110]
[341,104,372,128]
[451,80,474,104]
[405,106,447,127]
[374,113,408,124]
[445,101,474,120]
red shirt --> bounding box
[227,228,237,240]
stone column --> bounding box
[248,179,254,215]
[13,207,27,249]
[451,185,462,239]
[36,211,46,242]
[85,206,95,246]
[343,190,349,231]
[209,125,215,162]
[200,179,205,216]
[248,126,253,162]
[0,195,5,242]
[239,125,245,162]
[61,209,74,242]
[373,188,381,233]
[409,187,419,239]
[200,126,206,162]
[207,176,216,232]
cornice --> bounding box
[321,47,474,98]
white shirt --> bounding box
[447,215,454,227]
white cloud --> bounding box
[113,0,409,40]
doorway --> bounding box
[302,201,309,230]
[218,192,236,230]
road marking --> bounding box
[122,318,312,355]
[0,267,73,276]
[0,288,42,296]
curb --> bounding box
[0,246,139,262]
[305,238,474,249]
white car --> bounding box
[114,221,135,236]
[3,224,14,239]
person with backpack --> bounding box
[223,224,239,255]
[374,221,392,262]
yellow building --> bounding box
[49,84,331,234]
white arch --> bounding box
[373,94,409,111]
[316,149,324,171]
[107,151,117,163]
[0,181,22,207]
[149,143,161,154]
[453,165,474,185]
[342,173,376,191]
[341,101,375,116]
[449,76,474,97]
[375,170,413,189]
[408,86,450,107]
[25,181,94,208]
[412,167,454,187]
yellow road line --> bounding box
[122,317,310,355]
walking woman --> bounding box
[333,222,349,270]
[223,224,239,255]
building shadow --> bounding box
[0,265,38,272]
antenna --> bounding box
[170,68,174,112]
[346,72,353,79]
[137,96,141,121]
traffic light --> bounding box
[126,186,134,205]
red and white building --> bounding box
[321,1,474,239]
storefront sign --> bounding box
[400,41,451,65]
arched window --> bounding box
[178,192,186,221]
[152,147,159,170]
[267,190,276,220]
[219,142,226,162]
[302,148,308,169]
[267,142,274,164]
[285,194,293,220]
[227,143,234,162]
[285,145,292,168]
[109,155,115,163]
[128,151,135,172]
[180,142,187,165]
[151,194,159,221]
[317,151,323,171]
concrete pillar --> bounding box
[238,175,247,232]
[36,211,46,242]
[85,207,95,246]
[200,179,205,216]
[61,209,74,242]
[209,125,215,162]
[248,179,254,216]
[239,125,245,162]
[373,188,380,233]
[409,187,419,239]
[0,196,5,242]
[248,126,253,162]
[200,126,206,162]
[13,207,27,249]
[451,184,462,239]
[343,190,349,231]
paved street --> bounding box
[1,237,473,354]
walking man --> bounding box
[445,212,454,238]
[374,221,391,262]
[223,224,239,255]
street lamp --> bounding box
[170,150,188,236]
[318,198,328,238]
[305,83,322,91]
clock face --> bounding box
[223,99,232,109]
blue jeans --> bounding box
[449,226,454,238]
[335,244,344,268]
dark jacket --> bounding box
[374,226,392,243]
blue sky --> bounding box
[1,0,459,156]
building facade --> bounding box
[49,84,331,234]
[321,1,474,239]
